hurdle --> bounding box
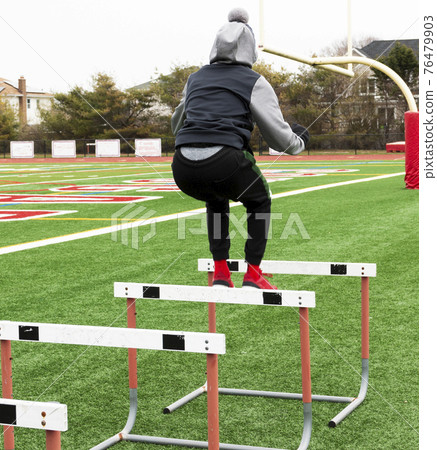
[181,259,375,428]
[0,321,225,450]
[114,283,316,449]
[0,398,67,450]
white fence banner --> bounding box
[52,140,76,158]
[95,139,120,157]
[135,138,162,157]
[10,141,34,158]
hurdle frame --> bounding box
[0,320,225,450]
[0,398,67,450]
[113,283,316,450]
[178,258,375,428]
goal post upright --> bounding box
[259,0,265,50]
[257,0,418,111]
[347,0,352,72]
[257,0,418,188]
[258,0,354,77]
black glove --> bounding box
[291,124,310,147]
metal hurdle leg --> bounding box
[1,340,14,450]
[328,276,370,427]
[297,307,312,450]
[90,297,138,450]
[124,297,139,436]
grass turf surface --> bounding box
[0,158,418,449]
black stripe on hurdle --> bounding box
[0,403,17,426]
[162,334,185,351]
[142,286,160,299]
[330,264,347,275]
[227,261,239,271]
[18,325,39,341]
[263,292,282,305]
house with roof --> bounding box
[355,39,418,59]
[352,39,419,130]
[0,76,54,126]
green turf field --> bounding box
[0,158,418,449]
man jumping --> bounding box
[171,8,309,289]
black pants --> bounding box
[172,146,271,265]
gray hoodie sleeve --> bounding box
[171,84,187,135]
[250,76,305,155]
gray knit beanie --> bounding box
[209,8,258,67]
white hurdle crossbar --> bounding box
[114,283,316,450]
[0,398,67,449]
[0,320,224,450]
[198,259,376,278]
[197,259,376,428]
[0,321,225,355]
[115,283,315,308]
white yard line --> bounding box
[271,172,404,198]
[0,172,404,255]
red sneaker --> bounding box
[212,260,234,288]
[242,265,277,290]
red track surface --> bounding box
[0,154,404,164]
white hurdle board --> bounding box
[0,321,225,355]
[113,283,315,308]
[198,259,377,278]
[0,399,67,431]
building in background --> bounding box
[0,76,53,126]
[352,39,419,130]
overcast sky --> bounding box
[0,0,424,93]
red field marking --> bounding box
[0,210,77,221]
[262,171,323,178]
[0,180,26,184]
[123,179,179,191]
[51,183,180,192]
[139,186,180,191]
[124,179,175,184]
[52,184,139,192]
